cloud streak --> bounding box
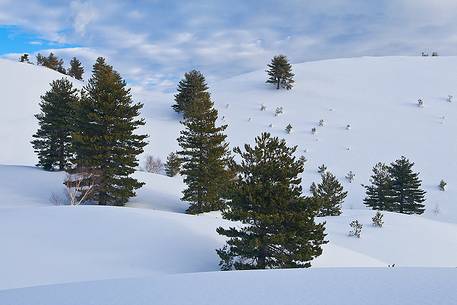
[1,0,456,94]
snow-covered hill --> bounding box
[1,57,457,304]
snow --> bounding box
[1,57,457,304]
[0,268,455,305]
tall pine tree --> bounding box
[389,156,426,214]
[172,70,209,115]
[310,171,347,216]
[177,76,231,214]
[72,57,147,206]
[31,78,78,171]
[217,132,327,270]
[68,57,84,80]
[363,162,393,211]
[266,55,295,90]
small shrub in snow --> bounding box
[372,211,384,227]
[421,52,429,57]
[319,119,325,127]
[64,172,96,206]
[275,106,284,116]
[317,164,327,174]
[447,95,453,103]
[345,171,355,183]
[285,124,292,134]
[439,179,447,191]
[349,220,363,238]
[346,147,351,151]
[311,127,317,135]
[221,116,225,121]
[346,124,351,130]
[260,104,266,111]
[269,123,273,128]
[417,99,424,107]
[248,117,252,122]
[432,52,439,57]
[143,155,164,174]
[225,103,230,109]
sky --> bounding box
[1,0,457,95]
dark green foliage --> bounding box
[310,171,347,216]
[266,55,295,90]
[285,123,292,134]
[389,156,426,214]
[364,158,426,215]
[68,57,84,80]
[31,78,78,171]
[217,132,327,270]
[317,164,327,173]
[172,70,209,116]
[72,57,148,206]
[19,54,31,63]
[36,52,66,74]
[165,152,181,177]
[363,162,393,210]
[177,77,231,214]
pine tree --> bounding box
[266,55,295,90]
[19,54,31,63]
[165,152,181,177]
[72,57,148,206]
[177,77,231,214]
[37,53,66,74]
[363,162,393,211]
[172,70,209,115]
[310,171,347,216]
[31,78,78,171]
[217,132,327,270]
[68,57,84,80]
[36,53,45,66]
[389,156,426,214]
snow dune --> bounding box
[1,57,457,304]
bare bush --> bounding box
[143,155,164,174]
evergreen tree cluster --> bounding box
[32,57,147,206]
[34,53,84,79]
[310,171,347,216]
[364,157,426,215]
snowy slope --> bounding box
[1,57,457,303]
[0,59,82,165]
[1,268,456,305]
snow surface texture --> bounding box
[0,57,456,304]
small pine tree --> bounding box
[177,75,232,214]
[19,54,31,63]
[217,132,327,270]
[285,124,292,134]
[172,70,209,115]
[165,152,181,177]
[439,180,447,191]
[72,57,148,206]
[349,220,362,238]
[389,156,426,215]
[372,211,384,227]
[31,78,78,171]
[266,55,295,90]
[68,57,84,80]
[36,53,46,66]
[310,171,347,216]
[363,162,393,211]
[317,164,327,173]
